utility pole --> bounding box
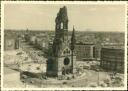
[71,50,74,73]
[98,70,99,86]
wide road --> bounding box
[20,41,47,63]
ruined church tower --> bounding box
[53,6,69,56]
[46,6,76,77]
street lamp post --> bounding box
[98,70,99,86]
[71,50,74,73]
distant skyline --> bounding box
[4,4,125,32]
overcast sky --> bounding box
[4,4,125,32]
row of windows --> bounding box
[101,56,124,60]
[101,53,123,57]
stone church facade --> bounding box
[46,6,76,77]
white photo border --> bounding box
[1,1,127,90]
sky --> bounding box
[4,4,126,32]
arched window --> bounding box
[63,48,71,55]
[68,50,70,54]
[56,24,60,29]
[66,49,68,54]
[61,22,63,29]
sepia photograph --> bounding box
[1,1,127,90]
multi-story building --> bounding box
[75,42,95,61]
[35,34,49,50]
[4,34,20,50]
[100,48,124,73]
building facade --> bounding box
[46,6,76,77]
[100,48,124,73]
[75,42,95,61]
[35,34,49,51]
[4,34,20,50]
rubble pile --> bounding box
[110,73,124,87]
